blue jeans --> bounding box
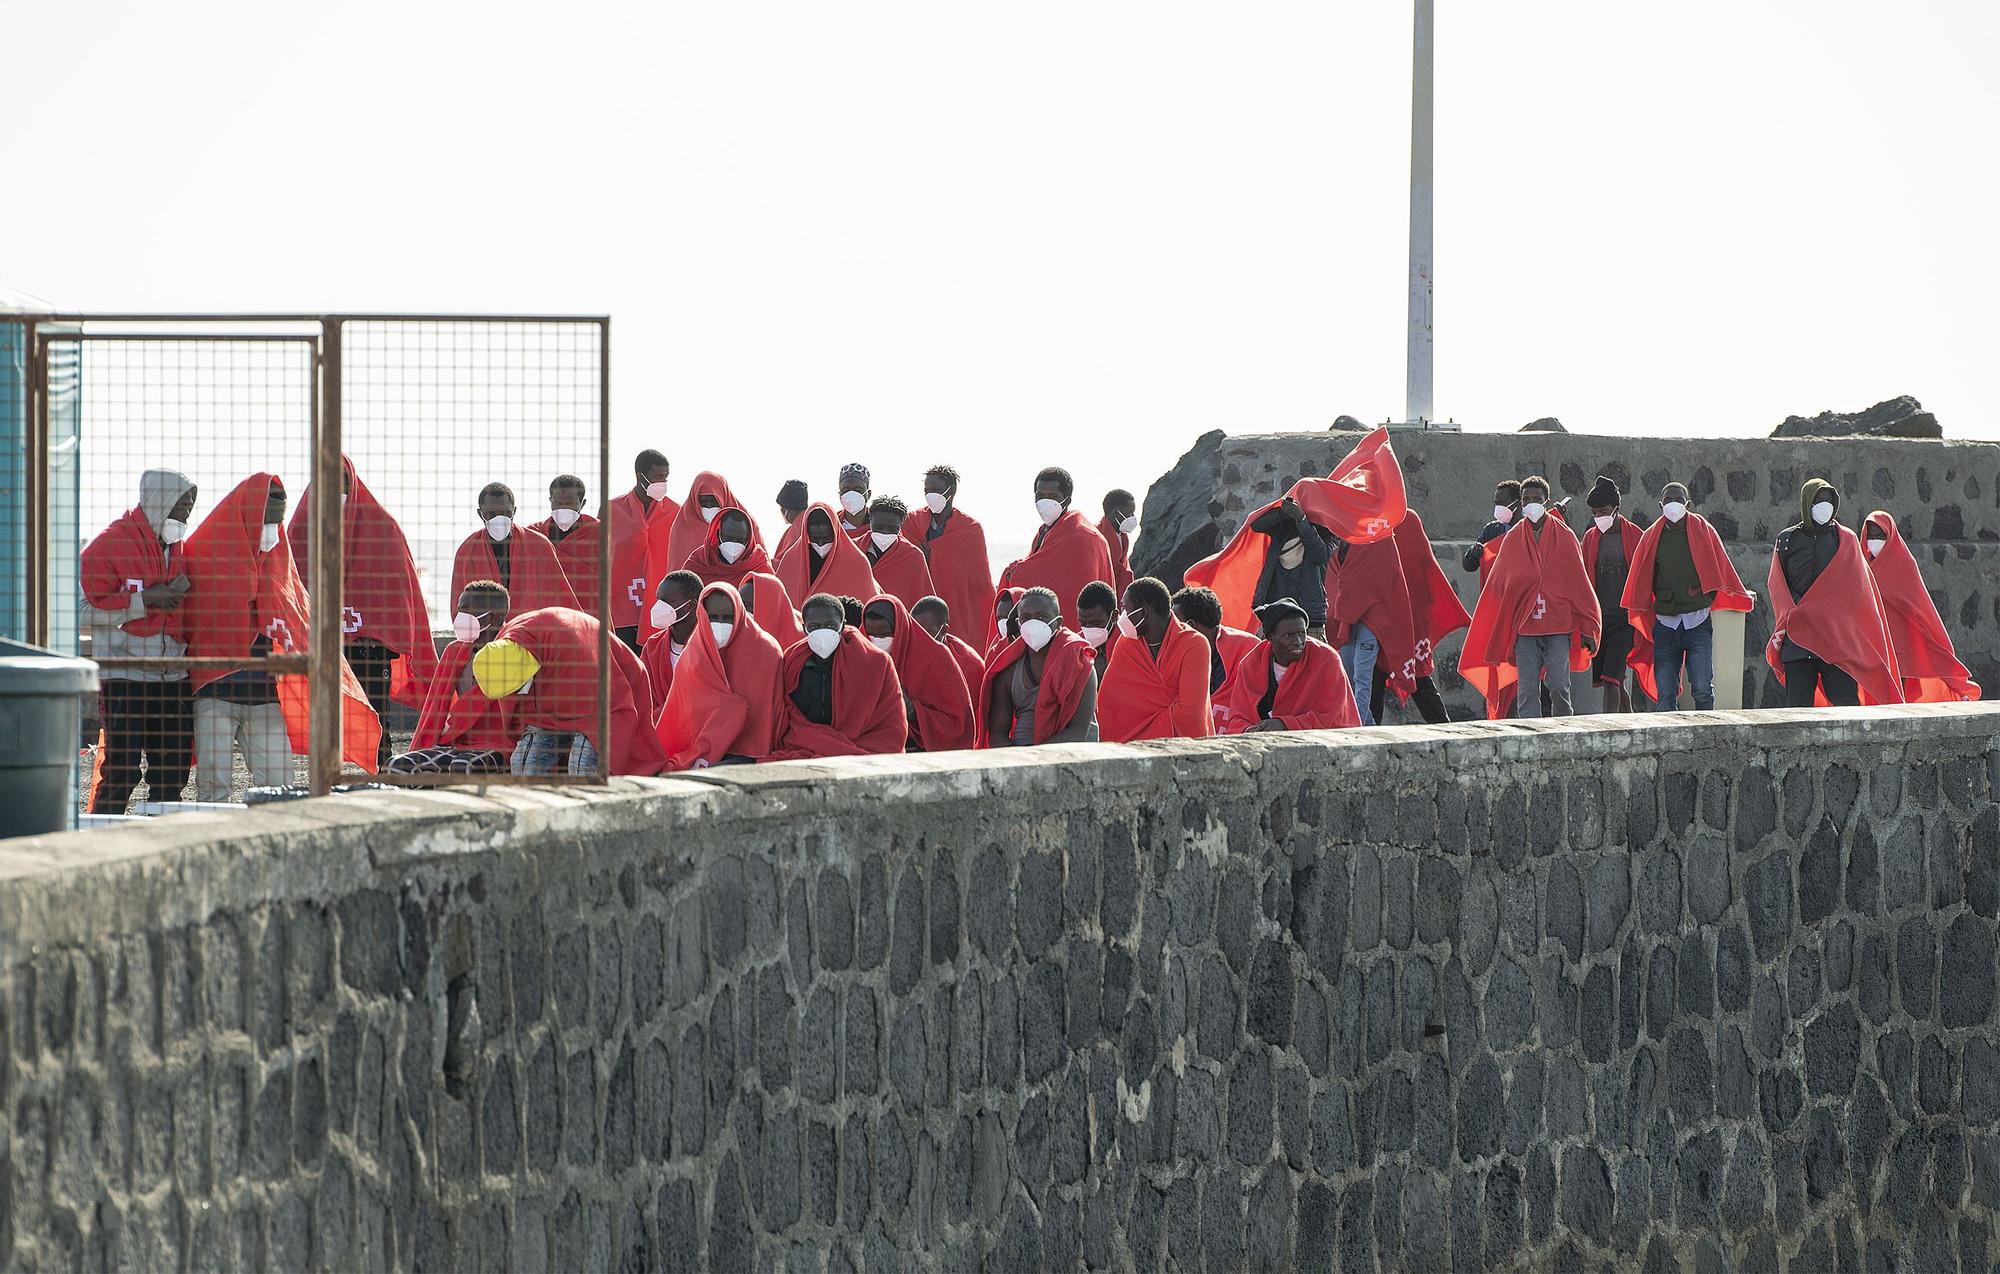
[1652,617,1714,711]
[1339,622,1378,726]
[512,728,598,775]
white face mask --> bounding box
[1867,538,1886,558]
[453,612,482,643]
[160,518,188,545]
[869,634,896,653]
[840,491,868,516]
[1811,501,1835,525]
[869,531,897,552]
[1116,609,1141,640]
[1118,515,1139,536]
[812,541,832,558]
[1081,626,1110,649]
[1494,504,1515,525]
[925,492,949,515]
[710,622,735,648]
[259,523,281,553]
[1522,502,1547,523]
[718,542,746,564]
[1035,498,1064,526]
[1593,515,1614,534]
[645,481,670,501]
[484,515,512,541]
[806,628,842,659]
[1662,501,1687,523]
[1019,619,1055,651]
[550,507,582,532]
[651,599,678,630]
[699,504,720,523]
[996,618,1011,641]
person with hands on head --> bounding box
[980,586,1100,746]
[1248,493,1333,638]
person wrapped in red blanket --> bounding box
[1618,480,1755,711]
[183,474,381,799]
[607,451,676,650]
[739,573,804,651]
[682,506,774,590]
[645,471,754,640]
[1212,599,1360,733]
[861,497,936,609]
[987,586,1027,660]
[528,474,602,614]
[770,593,907,759]
[1324,534,1414,727]
[1098,489,1139,597]
[979,586,1100,746]
[656,582,790,769]
[997,466,1114,633]
[390,579,514,776]
[1459,476,1600,719]
[777,503,880,608]
[1099,577,1214,743]
[293,455,441,768]
[1376,509,1468,725]
[913,595,988,700]
[471,605,667,775]
[1862,511,1979,703]
[1766,479,1902,707]
[903,466,996,653]
[451,482,578,617]
[862,594,976,752]
[641,571,705,709]
[1169,586,1259,693]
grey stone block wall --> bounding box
[3,704,1999,1271]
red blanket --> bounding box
[493,606,667,775]
[290,457,440,708]
[640,627,680,710]
[979,627,1097,746]
[1765,525,1902,707]
[1216,626,1258,679]
[1097,515,1136,596]
[739,572,804,651]
[1460,517,1602,719]
[655,582,789,767]
[680,504,774,589]
[774,514,806,566]
[609,490,673,629]
[943,632,987,705]
[776,503,880,605]
[451,524,578,618]
[1618,511,1751,702]
[529,513,603,614]
[80,506,185,640]
[870,593,976,751]
[1184,427,1408,630]
[1861,512,1978,702]
[650,471,752,606]
[986,586,1027,660]
[182,474,381,767]
[411,640,511,752]
[998,511,1114,632]
[867,536,936,611]
[1326,538,1417,697]
[902,506,996,647]
[1098,617,1214,742]
[1212,638,1360,733]
[1391,510,1469,678]
[1582,515,1656,701]
[771,626,907,759]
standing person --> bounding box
[529,474,601,612]
[1620,481,1753,711]
[771,593,908,758]
[80,469,197,811]
[996,467,1114,632]
[182,474,381,797]
[777,503,879,605]
[472,606,666,776]
[655,582,789,769]
[1247,496,1333,638]
[1373,509,1465,725]
[680,507,773,589]
[1577,475,1647,713]
[1098,577,1214,742]
[607,451,675,651]
[389,580,513,776]
[980,586,1100,746]
[837,463,873,538]
[1170,585,1257,693]
[862,594,976,752]
[902,465,995,655]
[1862,511,1980,702]
[1323,533,1415,727]
[1459,477,1600,719]
[1076,581,1119,679]
[862,497,936,608]
[641,570,705,708]
[1098,490,1139,597]
[772,480,811,564]
[291,457,441,769]
[1212,599,1361,734]
[912,595,988,701]
[1766,479,1901,706]
[1461,480,1523,581]
[450,482,577,615]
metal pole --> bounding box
[597,319,612,783]
[1405,0,1435,426]
[309,320,345,797]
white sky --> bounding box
[7,0,1998,563]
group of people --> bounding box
[80,428,1978,807]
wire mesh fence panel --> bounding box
[336,318,610,785]
[61,334,321,815]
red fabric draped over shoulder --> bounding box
[1861,512,1978,702]
[1212,639,1359,733]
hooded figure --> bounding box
[1861,512,1979,702]
[776,503,880,605]
[1767,479,1901,707]
[862,594,976,753]
[681,506,774,588]
[647,472,756,635]
[80,468,198,811]
[473,606,668,775]
[655,582,789,768]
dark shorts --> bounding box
[1591,621,1634,686]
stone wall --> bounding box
[1135,430,2000,712]
[4,705,1999,1272]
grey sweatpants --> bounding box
[1514,632,1574,718]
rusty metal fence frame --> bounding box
[20,313,612,799]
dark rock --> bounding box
[1770,395,1942,439]
[1520,417,1567,433]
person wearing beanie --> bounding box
[1579,474,1645,713]
[1620,480,1755,711]
[773,479,810,563]
[1461,479,1523,579]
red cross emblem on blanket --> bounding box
[342,606,363,635]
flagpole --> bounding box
[1404,0,1435,427]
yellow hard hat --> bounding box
[472,639,541,698]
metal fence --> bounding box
[10,313,610,812]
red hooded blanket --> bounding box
[869,594,976,752]
[986,586,1027,660]
[1460,516,1602,719]
[776,504,880,606]
[451,523,577,618]
[738,573,805,651]
[770,626,908,759]
[650,472,751,598]
[492,606,667,775]
[1212,638,1360,733]
[411,641,511,752]
[1391,510,1470,679]
[1098,617,1214,743]
[978,627,1097,746]
[997,511,1114,633]
[680,505,775,590]
[1860,512,1978,702]
[1326,538,1417,697]
[655,582,789,768]
[901,505,996,650]
[81,506,186,643]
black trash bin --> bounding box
[0,637,100,838]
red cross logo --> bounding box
[342,606,363,635]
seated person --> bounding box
[911,595,987,701]
[390,581,513,775]
[861,594,975,752]
[656,583,789,769]
[1212,599,1362,733]
[981,586,1099,746]
[770,593,908,759]
[1170,584,1257,692]
[1098,576,1214,743]
[472,606,667,776]
[1076,580,1119,679]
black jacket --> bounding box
[1250,506,1332,623]
[1775,479,1842,661]
[1460,519,1511,573]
